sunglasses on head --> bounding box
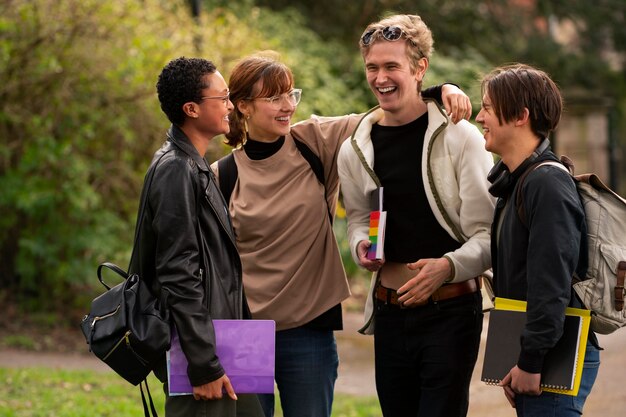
[360,26,404,46]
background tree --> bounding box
[1,0,624,315]
[0,0,274,312]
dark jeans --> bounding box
[514,342,600,416]
[259,327,338,417]
[374,291,483,417]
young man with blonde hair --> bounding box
[338,14,495,417]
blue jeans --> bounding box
[374,292,483,417]
[258,327,338,417]
[514,342,600,416]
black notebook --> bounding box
[481,308,582,392]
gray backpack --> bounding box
[517,157,626,334]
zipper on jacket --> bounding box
[425,107,466,243]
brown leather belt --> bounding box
[375,277,480,308]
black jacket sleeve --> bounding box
[150,156,224,386]
[517,165,585,373]
[422,84,444,105]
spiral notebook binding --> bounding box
[481,378,501,386]
[482,378,568,391]
[541,383,568,390]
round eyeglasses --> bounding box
[200,91,230,105]
[247,89,302,109]
[360,26,404,46]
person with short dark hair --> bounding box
[338,14,495,417]
[137,56,263,417]
[476,63,600,416]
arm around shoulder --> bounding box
[444,122,495,281]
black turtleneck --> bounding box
[243,136,285,160]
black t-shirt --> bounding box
[371,114,461,263]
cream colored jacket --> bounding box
[337,101,496,333]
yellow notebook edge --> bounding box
[491,297,591,396]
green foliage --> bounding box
[3,0,625,310]
[333,213,369,283]
[263,10,370,118]
[212,4,373,119]
[2,335,36,350]
[426,48,492,111]
[0,0,187,308]
[0,0,384,308]
[0,367,380,417]
[0,368,165,417]
[0,1,281,308]
[251,0,625,90]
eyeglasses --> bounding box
[200,91,230,105]
[360,26,406,46]
[247,89,302,108]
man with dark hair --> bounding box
[135,57,262,417]
[476,63,600,416]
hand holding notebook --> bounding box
[168,320,276,396]
[481,298,590,396]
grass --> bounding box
[0,367,381,417]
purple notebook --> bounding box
[167,319,276,395]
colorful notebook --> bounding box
[167,319,276,395]
[481,297,590,396]
[367,187,386,260]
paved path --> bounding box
[1,311,625,416]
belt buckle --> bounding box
[392,288,408,309]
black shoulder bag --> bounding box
[80,152,171,416]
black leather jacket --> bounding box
[131,125,250,386]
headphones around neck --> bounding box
[487,138,550,197]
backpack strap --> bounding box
[217,152,238,205]
[139,379,159,417]
[293,138,333,224]
[294,138,325,189]
[616,261,626,312]
[515,160,570,227]
[217,140,332,223]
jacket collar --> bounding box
[350,100,449,168]
[166,124,210,172]
[425,98,449,130]
[351,100,448,147]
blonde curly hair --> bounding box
[359,14,434,74]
